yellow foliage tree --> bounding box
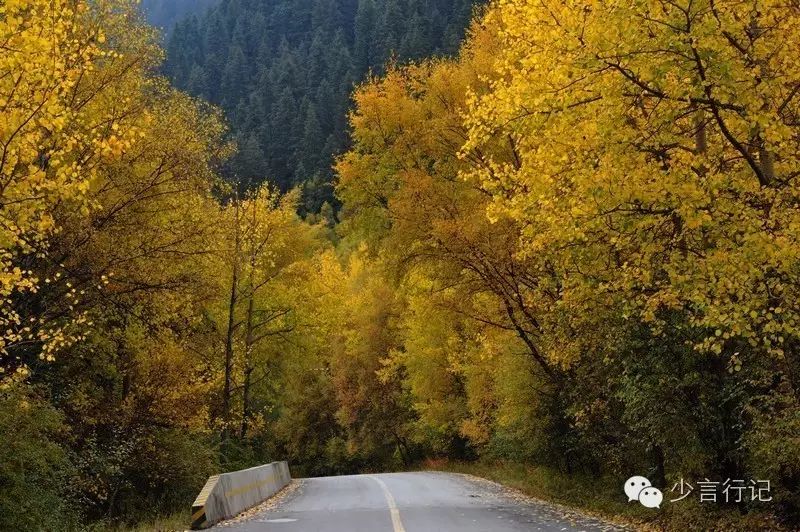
[0,0,154,366]
[464,1,800,364]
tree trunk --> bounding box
[222,200,241,444]
[240,291,255,440]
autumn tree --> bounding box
[211,185,324,459]
[336,4,800,519]
[0,0,132,369]
[463,0,800,484]
[2,0,230,523]
[336,20,587,466]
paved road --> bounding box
[211,471,625,532]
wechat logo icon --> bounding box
[625,476,663,509]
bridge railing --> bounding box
[190,461,291,529]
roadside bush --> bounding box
[0,385,76,531]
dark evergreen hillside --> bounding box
[164,0,478,211]
[140,0,218,35]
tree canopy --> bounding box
[2,1,800,530]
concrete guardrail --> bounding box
[190,461,292,529]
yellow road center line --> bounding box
[370,476,406,532]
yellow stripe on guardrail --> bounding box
[223,470,277,498]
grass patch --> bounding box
[87,510,190,532]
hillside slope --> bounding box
[164,0,478,210]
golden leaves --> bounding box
[462,0,800,359]
[0,1,197,372]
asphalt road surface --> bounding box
[211,471,626,532]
